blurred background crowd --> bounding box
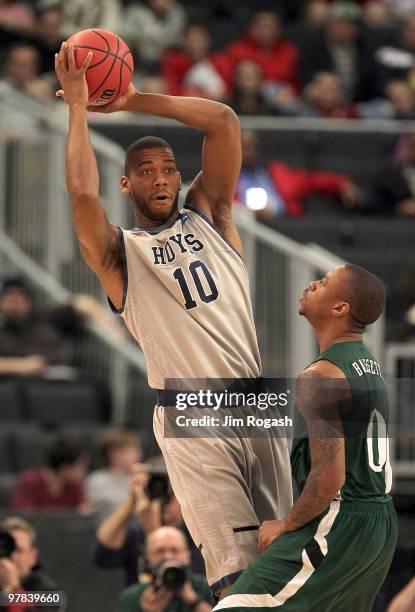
[5,0,415,118]
[1,0,415,611]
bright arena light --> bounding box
[245,187,268,211]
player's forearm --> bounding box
[66,104,99,199]
[125,92,238,134]
[66,104,112,251]
[96,496,134,549]
[284,470,340,532]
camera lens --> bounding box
[162,565,187,592]
[0,531,16,559]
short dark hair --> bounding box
[342,264,385,328]
[124,136,173,175]
[251,7,281,22]
[0,277,32,299]
[46,437,84,471]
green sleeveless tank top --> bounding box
[291,340,392,502]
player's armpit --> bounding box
[78,222,124,310]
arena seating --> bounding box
[0,378,109,505]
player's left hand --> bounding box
[258,519,289,552]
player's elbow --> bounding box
[324,471,345,497]
[68,187,100,206]
[311,466,345,498]
[216,104,240,133]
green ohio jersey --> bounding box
[291,340,392,503]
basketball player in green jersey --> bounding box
[214,264,397,612]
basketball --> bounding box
[66,29,134,106]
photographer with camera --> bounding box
[116,526,212,612]
[94,462,204,585]
[94,463,162,584]
[0,517,60,611]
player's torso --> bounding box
[291,341,392,503]
[119,205,261,388]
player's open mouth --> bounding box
[153,194,171,202]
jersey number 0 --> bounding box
[173,261,219,309]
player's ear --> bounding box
[120,175,130,195]
[332,301,350,318]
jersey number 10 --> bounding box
[173,261,219,309]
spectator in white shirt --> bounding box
[86,428,142,517]
[122,0,187,70]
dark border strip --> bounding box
[233,525,259,533]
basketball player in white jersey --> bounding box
[55,42,292,598]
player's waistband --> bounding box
[334,498,395,515]
[156,377,265,408]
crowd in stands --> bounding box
[1,0,415,121]
[0,418,212,611]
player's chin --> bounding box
[148,199,176,221]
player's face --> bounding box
[299,266,347,321]
[121,148,181,225]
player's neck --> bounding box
[134,210,179,231]
[315,327,363,354]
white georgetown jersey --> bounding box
[111,204,261,389]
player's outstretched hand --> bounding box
[258,519,289,552]
[87,83,138,114]
[55,42,92,107]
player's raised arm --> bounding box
[90,85,242,254]
[55,43,123,309]
[259,361,347,552]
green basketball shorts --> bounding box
[213,499,397,611]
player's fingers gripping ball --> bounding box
[66,29,134,106]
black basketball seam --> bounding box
[88,53,109,70]
[115,39,124,99]
[121,51,133,75]
[91,29,110,53]
[73,45,133,75]
[114,41,134,98]
[82,29,110,68]
[89,35,120,99]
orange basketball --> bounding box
[66,29,134,106]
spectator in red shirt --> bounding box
[161,23,230,99]
[11,437,90,512]
[226,9,299,91]
[235,129,362,217]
